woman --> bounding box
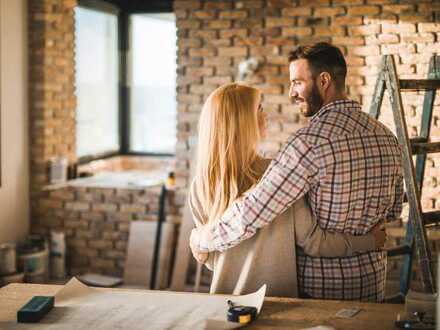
[189,83,384,297]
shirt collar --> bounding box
[310,99,360,123]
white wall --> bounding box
[0,0,29,243]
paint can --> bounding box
[0,243,17,275]
[17,237,49,283]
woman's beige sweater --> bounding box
[188,159,376,297]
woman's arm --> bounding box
[188,180,214,270]
[294,200,383,257]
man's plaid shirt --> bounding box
[198,100,404,302]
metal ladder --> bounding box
[369,55,440,302]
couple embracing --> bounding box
[188,42,403,302]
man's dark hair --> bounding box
[288,42,347,89]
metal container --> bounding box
[0,243,17,275]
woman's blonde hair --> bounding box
[194,82,263,224]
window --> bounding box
[74,2,176,162]
[129,14,177,154]
[75,6,119,159]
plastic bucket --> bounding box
[18,247,49,280]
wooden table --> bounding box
[0,283,404,329]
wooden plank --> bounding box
[399,79,440,91]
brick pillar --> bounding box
[28,0,77,232]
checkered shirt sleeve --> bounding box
[198,134,319,252]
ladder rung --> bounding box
[410,137,428,144]
[387,244,412,257]
[399,79,440,91]
[423,210,440,226]
[411,141,440,154]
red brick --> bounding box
[173,1,201,9]
[382,23,416,34]
[220,28,248,39]
[314,25,346,37]
[207,20,232,29]
[190,84,219,95]
[399,14,432,24]
[281,27,312,37]
[65,202,90,211]
[381,44,416,55]
[418,23,440,33]
[204,2,233,10]
[186,67,214,77]
[204,57,231,66]
[193,10,216,20]
[346,56,365,66]
[401,33,435,43]
[265,17,295,28]
[177,20,201,29]
[417,43,440,53]
[378,34,400,44]
[189,30,218,39]
[218,47,248,57]
[204,76,233,85]
[334,0,363,3]
[234,1,264,9]
[347,6,380,16]
[333,16,363,25]
[177,94,201,104]
[174,9,187,19]
[332,37,365,46]
[314,7,345,17]
[348,45,380,56]
[267,0,293,8]
[363,14,397,25]
[382,4,415,14]
[281,7,312,17]
[299,0,330,5]
[189,48,216,57]
[348,24,380,36]
[219,10,248,19]
[346,75,364,86]
[92,203,118,212]
[178,38,202,48]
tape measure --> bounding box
[227,300,257,324]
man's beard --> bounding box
[302,82,324,117]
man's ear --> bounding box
[319,72,332,91]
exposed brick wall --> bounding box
[40,185,178,277]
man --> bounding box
[190,42,403,302]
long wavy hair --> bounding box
[194,83,263,224]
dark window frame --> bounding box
[76,0,175,165]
